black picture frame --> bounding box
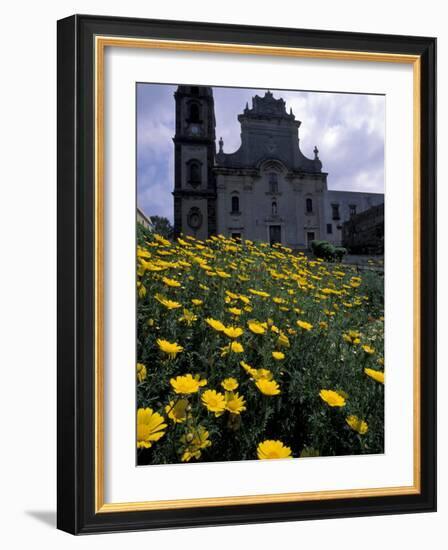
[57,14,436,534]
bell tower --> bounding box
[173,85,217,239]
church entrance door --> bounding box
[269,225,282,245]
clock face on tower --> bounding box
[189,124,201,136]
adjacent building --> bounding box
[342,203,384,254]
[137,207,154,231]
[173,85,383,248]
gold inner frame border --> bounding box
[94,36,421,513]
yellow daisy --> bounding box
[346,415,368,435]
[247,320,266,335]
[136,408,167,449]
[154,293,182,310]
[162,276,181,288]
[240,361,258,378]
[201,389,226,415]
[364,368,385,384]
[297,320,313,331]
[277,332,290,348]
[248,288,270,298]
[136,362,147,383]
[255,378,281,396]
[179,308,198,326]
[156,339,184,359]
[319,389,346,407]
[221,341,244,356]
[165,399,189,423]
[170,374,207,394]
[343,330,361,345]
[221,378,239,391]
[222,326,244,339]
[180,426,211,462]
[205,318,226,332]
[225,392,246,414]
[257,440,292,459]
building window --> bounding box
[231,195,240,214]
[306,231,315,249]
[272,201,278,215]
[306,198,313,213]
[326,223,333,234]
[188,103,200,123]
[231,232,241,240]
[349,204,357,217]
[188,160,201,186]
[331,203,340,220]
[269,173,278,193]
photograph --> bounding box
[135,83,386,465]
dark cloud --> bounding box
[137,84,384,222]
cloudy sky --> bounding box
[137,84,385,223]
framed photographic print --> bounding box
[57,14,436,534]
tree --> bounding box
[150,215,174,240]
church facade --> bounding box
[173,85,383,249]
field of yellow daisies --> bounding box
[136,225,384,465]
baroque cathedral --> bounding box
[173,85,383,249]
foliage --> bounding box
[150,215,174,239]
[310,240,348,262]
[137,220,153,243]
[359,269,385,318]
[136,233,384,465]
[334,246,348,261]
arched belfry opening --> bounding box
[188,103,200,123]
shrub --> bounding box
[334,247,348,261]
[311,240,346,262]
